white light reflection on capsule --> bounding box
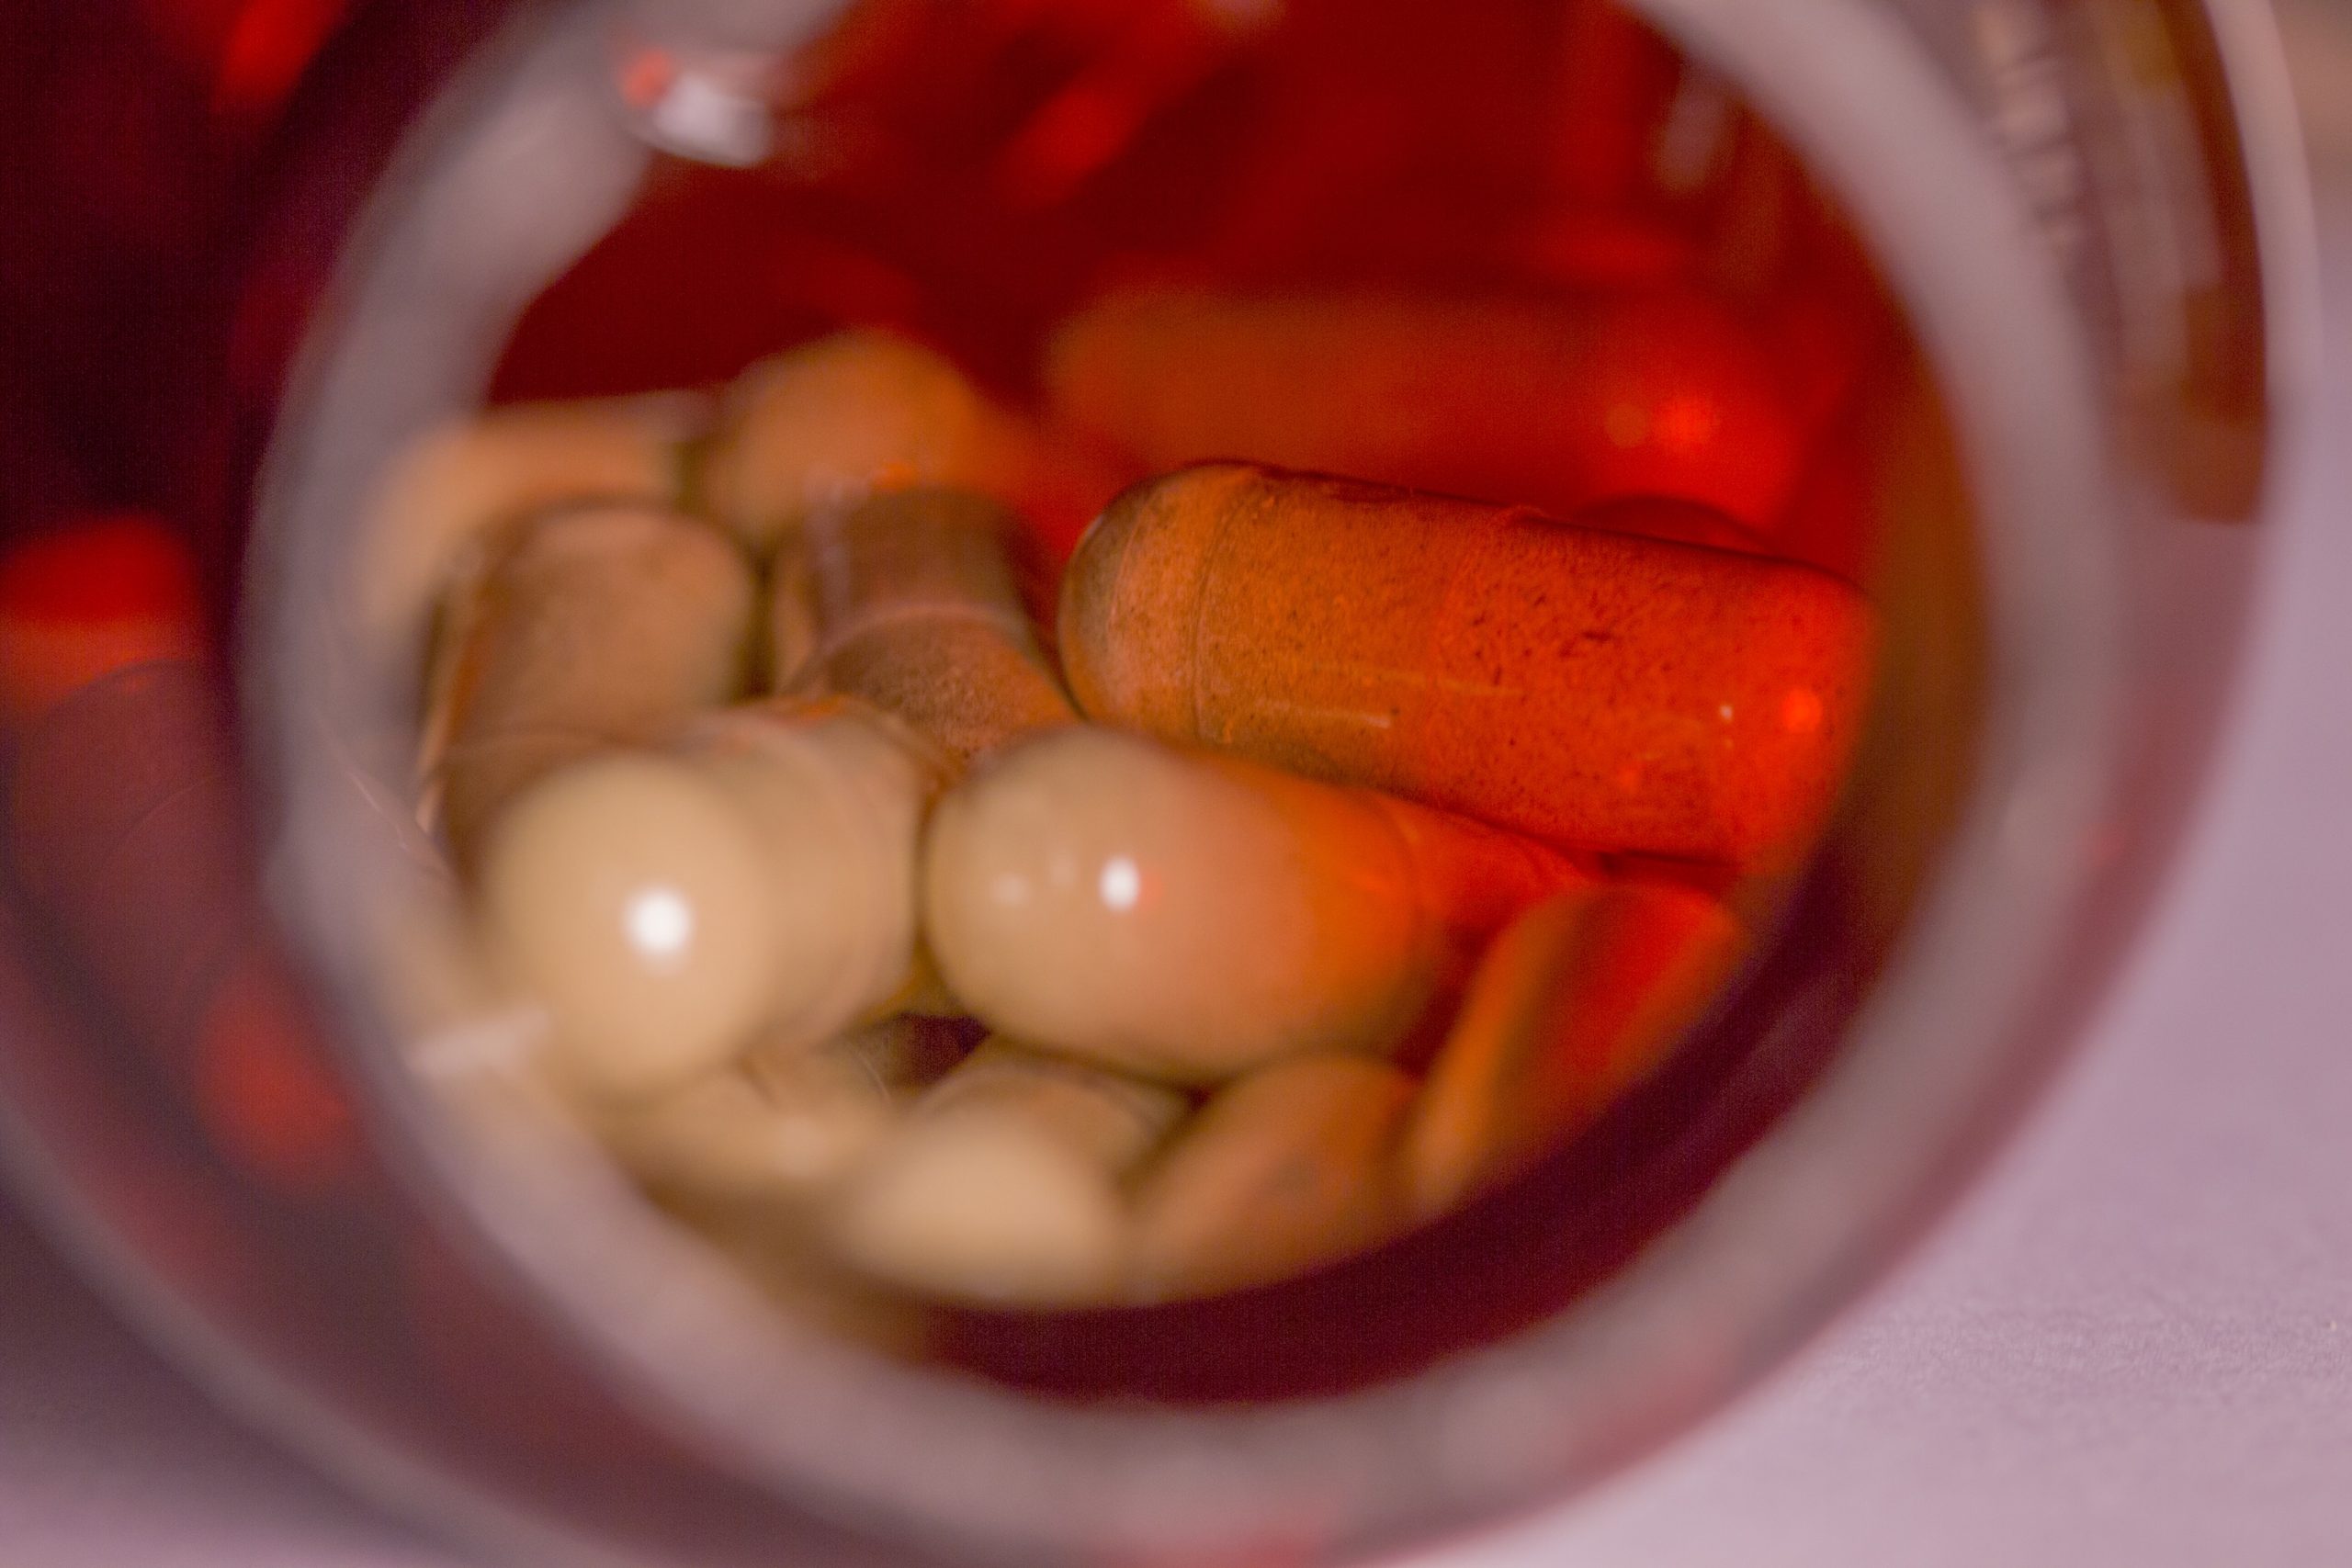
[625,886,696,970]
[1099,855,1142,912]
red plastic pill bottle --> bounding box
[0,3,2320,1565]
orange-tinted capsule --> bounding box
[1400,883,1746,1220]
[701,330,1125,563]
[1062,464,1873,865]
[922,727,1594,1084]
[1129,1054,1415,1302]
[781,488,1076,769]
[1045,288,1801,529]
[1575,493,1770,556]
[428,504,754,863]
[702,332,1035,553]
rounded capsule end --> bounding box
[703,332,1026,552]
[831,1113,1127,1305]
[922,728,1424,1083]
[1058,463,1254,740]
[477,754,780,1102]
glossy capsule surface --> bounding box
[1400,882,1745,1219]
[1062,464,1873,865]
[1045,288,1799,528]
[922,728,1592,1084]
[475,700,944,1101]
[783,488,1076,768]
[429,503,753,864]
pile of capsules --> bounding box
[378,301,1873,1309]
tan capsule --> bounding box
[1129,1055,1416,1301]
[1402,884,1747,1220]
[923,728,1594,1084]
[829,1041,1186,1304]
[428,504,753,864]
[701,332,1038,553]
[597,1020,927,1204]
[359,394,707,667]
[781,489,1076,769]
[910,1039,1188,1169]
[474,700,945,1101]
[1060,464,1873,865]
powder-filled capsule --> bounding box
[828,1041,1186,1304]
[1130,1055,1416,1302]
[1045,288,1799,529]
[1061,464,1873,866]
[704,332,1025,551]
[702,331,1125,556]
[782,488,1076,769]
[359,394,707,665]
[1400,883,1746,1219]
[923,728,1594,1085]
[428,503,753,863]
[475,699,945,1102]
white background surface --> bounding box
[4,6,2348,1565]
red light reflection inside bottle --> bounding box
[0,513,207,725]
[493,0,1889,578]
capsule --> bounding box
[595,1017,966,1207]
[474,699,945,1101]
[357,394,707,665]
[1129,1055,1415,1302]
[828,1041,1187,1304]
[426,504,753,863]
[701,331,1037,554]
[1400,883,1746,1220]
[1061,464,1873,865]
[781,488,1076,769]
[923,728,1593,1085]
[1044,288,1800,529]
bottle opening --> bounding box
[290,0,1984,1407]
